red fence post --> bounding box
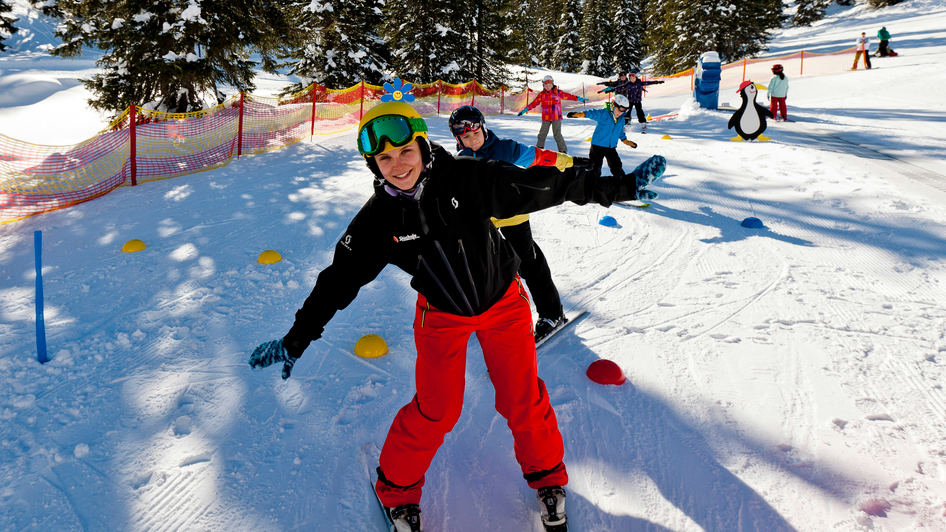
[129,104,137,186]
[742,58,747,82]
[691,69,695,91]
[359,81,365,120]
[437,81,442,115]
[501,84,505,114]
[471,81,475,106]
[800,51,805,76]
[237,91,245,159]
[310,83,317,138]
[582,83,585,107]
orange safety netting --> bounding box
[0,45,865,225]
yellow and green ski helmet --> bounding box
[356,101,429,158]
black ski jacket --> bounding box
[283,142,643,357]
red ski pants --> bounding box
[376,278,568,507]
[770,97,787,120]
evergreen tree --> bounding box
[580,0,614,76]
[793,0,832,26]
[281,0,389,92]
[612,0,646,74]
[455,0,512,88]
[383,0,464,84]
[1,0,16,52]
[535,0,563,68]
[43,0,290,115]
[867,0,904,6]
[504,0,541,89]
[646,0,783,76]
[553,0,582,72]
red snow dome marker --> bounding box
[586,359,626,385]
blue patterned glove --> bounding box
[577,97,589,103]
[518,108,526,116]
[248,339,297,380]
[637,189,659,201]
[632,155,667,189]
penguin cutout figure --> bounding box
[728,81,773,141]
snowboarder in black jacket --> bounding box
[247,100,667,532]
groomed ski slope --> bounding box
[3,1,946,531]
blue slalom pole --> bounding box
[35,230,48,364]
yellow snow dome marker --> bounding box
[258,250,282,264]
[661,134,672,139]
[354,334,389,358]
[122,239,146,253]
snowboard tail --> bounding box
[360,443,395,531]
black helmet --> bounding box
[448,105,487,148]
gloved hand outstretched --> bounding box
[631,155,667,190]
[518,108,527,116]
[566,111,584,118]
[637,189,659,201]
[622,139,638,148]
[571,156,594,169]
[577,97,589,103]
[248,338,297,380]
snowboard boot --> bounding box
[537,486,568,531]
[535,315,567,343]
[385,504,423,532]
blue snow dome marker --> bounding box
[599,216,618,227]
[741,217,764,228]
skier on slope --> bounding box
[599,72,665,128]
[248,100,667,532]
[766,64,790,122]
[566,94,664,201]
[450,104,582,341]
[518,74,589,154]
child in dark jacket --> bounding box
[248,100,667,532]
[599,72,665,126]
[450,105,591,340]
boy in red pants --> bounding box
[249,100,667,532]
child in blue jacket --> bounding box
[565,94,638,178]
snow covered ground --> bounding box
[3,1,946,531]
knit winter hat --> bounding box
[738,80,754,92]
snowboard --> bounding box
[614,201,651,208]
[359,443,395,532]
[536,309,587,350]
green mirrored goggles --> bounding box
[358,115,428,157]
